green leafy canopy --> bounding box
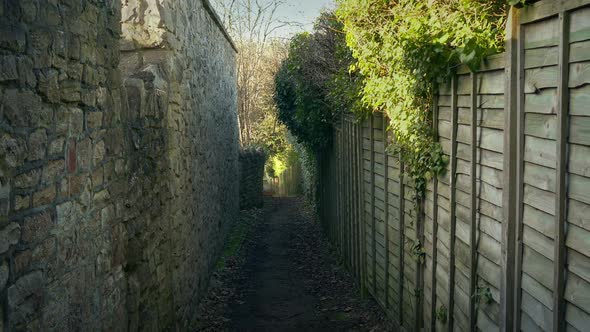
[336,0,510,194]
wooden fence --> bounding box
[316,1,590,331]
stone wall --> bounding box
[0,0,238,330]
[239,148,266,210]
[120,0,239,329]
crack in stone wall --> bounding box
[0,0,238,330]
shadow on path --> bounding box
[228,198,393,332]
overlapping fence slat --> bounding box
[316,1,590,331]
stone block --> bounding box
[31,107,53,130]
[93,189,110,209]
[0,260,8,290]
[2,89,44,128]
[56,201,81,229]
[60,80,82,102]
[67,62,83,81]
[21,210,54,244]
[48,137,65,156]
[14,169,41,190]
[42,159,65,184]
[87,111,103,130]
[37,68,60,103]
[14,194,30,211]
[0,177,10,220]
[29,29,53,69]
[93,140,106,166]
[80,42,96,64]
[7,271,44,325]
[66,33,81,60]
[53,30,67,58]
[0,28,26,53]
[14,238,56,276]
[92,167,103,188]
[55,107,84,136]
[27,129,47,161]
[0,222,20,254]
[33,185,56,207]
[17,56,37,87]
[77,137,92,170]
[20,0,38,23]
[0,133,26,169]
[0,55,18,81]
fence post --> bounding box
[554,10,570,332]
[383,115,390,313]
[398,151,405,326]
[359,121,368,298]
[370,115,377,296]
[447,75,458,332]
[430,95,440,332]
[501,7,519,332]
[469,71,479,331]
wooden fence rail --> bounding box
[316,1,590,331]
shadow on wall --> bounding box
[239,148,266,210]
[0,0,238,330]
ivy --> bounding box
[473,285,494,308]
[336,0,510,196]
[436,305,448,324]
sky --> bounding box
[274,0,335,37]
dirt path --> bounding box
[195,197,393,332]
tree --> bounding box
[211,0,300,146]
[274,11,362,151]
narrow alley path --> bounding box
[195,198,393,331]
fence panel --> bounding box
[315,1,590,331]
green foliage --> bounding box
[275,12,363,151]
[336,0,509,195]
[473,285,494,308]
[410,241,426,264]
[436,305,448,324]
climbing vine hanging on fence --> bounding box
[336,0,510,194]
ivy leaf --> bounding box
[460,50,476,65]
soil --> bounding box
[195,197,394,332]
